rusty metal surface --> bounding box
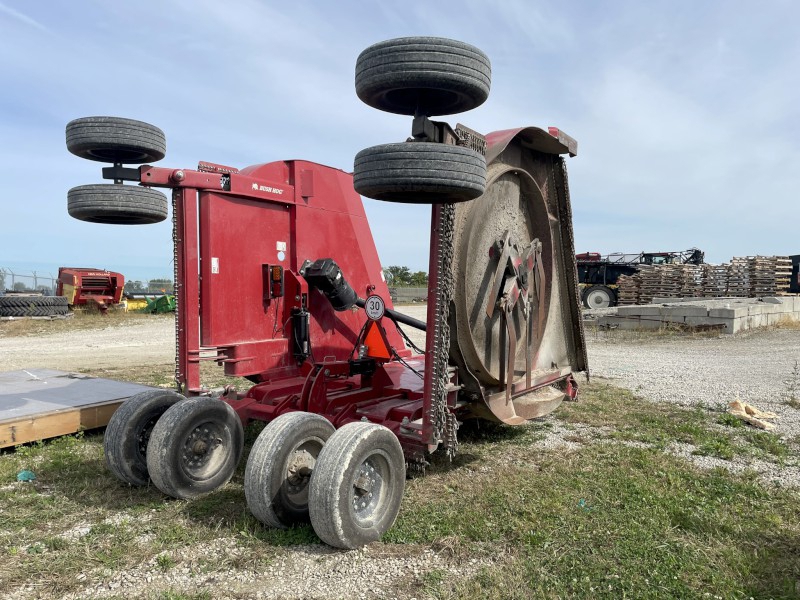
[449,127,587,423]
[485,126,578,165]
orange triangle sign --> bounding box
[363,320,392,361]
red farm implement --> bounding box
[56,267,124,312]
[65,37,587,548]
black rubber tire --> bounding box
[66,116,166,164]
[0,295,69,317]
[582,285,616,309]
[0,296,67,308]
[68,184,168,225]
[104,389,185,486]
[356,37,491,116]
[244,412,335,529]
[308,422,405,549]
[146,396,244,499]
[0,306,69,317]
[354,142,486,203]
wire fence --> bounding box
[0,267,174,296]
[0,268,57,295]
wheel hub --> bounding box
[587,288,612,308]
[182,425,222,469]
[136,415,160,459]
[286,449,316,493]
[352,460,383,518]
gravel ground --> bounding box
[584,325,800,486]
[3,306,799,598]
[585,326,800,424]
[0,318,173,372]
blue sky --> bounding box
[1,0,797,282]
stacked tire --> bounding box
[353,37,491,204]
[0,296,69,317]
[66,116,168,225]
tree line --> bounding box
[382,266,427,287]
[125,279,175,293]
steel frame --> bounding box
[133,126,580,462]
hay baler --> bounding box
[65,37,587,548]
[56,266,125,312]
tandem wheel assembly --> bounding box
[66,116,168,224]
[353,36,492,204]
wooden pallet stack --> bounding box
[702,263,729,297]
[747,255,793,296]
[678,264,703,297]
[637,265,659,304]
[656,264,683,299]
[775,256,792,293]
[610,255,793,305]
[726,257,750,297]
[748,256,777,296]
[616,273,640,305]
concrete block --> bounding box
[652,297,697,304]
[635,317,670,330]
[597,316,639,330]
[615,306,644,316]
[708,307,747,318]
[667,306,710,318]
[730,318,744,334]
[684,316,731,332]
[744,315,765,329]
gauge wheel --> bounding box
[309,422,405,549]
[146,396,244,499]
[356,37,491,116]
[68,184,168,225]
[104,389,185,487]
[66,116,166,164]
[354,142,486,203]
[245,412,335,528]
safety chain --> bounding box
[552,156,588,375]
[431,203,458,457]
[171,189,182,392]
[444,408,459,458]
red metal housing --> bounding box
[56,267,125,309]
[137,126,583,463]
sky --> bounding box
[1,0,798,282]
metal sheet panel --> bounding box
[0,369,154,421]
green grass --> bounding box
[386,383,800,599]
[391,446,799,599]
[0,381,798,599]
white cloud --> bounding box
[0,1,47,32]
